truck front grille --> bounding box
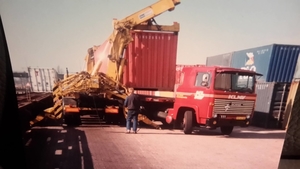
[213,99,255,115]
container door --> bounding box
[254,82,275,113]
[42,69,51,92]
[28,68,39,92]
[49,69,58,91]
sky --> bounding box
[0,0,300,73]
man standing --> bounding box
[124,87,142,134]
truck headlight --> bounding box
[246,115,250,119]
[213,114,217,118]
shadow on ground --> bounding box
[194,127,286,139]
[111,126,286,139]
[23,127,94,169]
[30,114,287,140]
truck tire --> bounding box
[63,114,71,125]
[220,126,234,135]
[183,111,193,134]
[64,114,80,126]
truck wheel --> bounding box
[220,126,234,135]
[75,114,81,125]
[183,111,193,134]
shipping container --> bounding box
[205,52,233,67]
[251,82,291,129]
[230,44,300,82]
[122,31,179,91]
[94,31,179,91]
[28,67,58,93]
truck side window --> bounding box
[195,72,210,87]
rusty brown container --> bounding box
[122,31,179,91]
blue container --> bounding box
[230,44,300,82]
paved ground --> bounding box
[23,115,288,169]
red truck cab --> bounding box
[165,66,262,135]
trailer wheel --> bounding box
[220,126,234,135]
[183,111,193,134]
[63,114,71,125]
[64,114,80,126]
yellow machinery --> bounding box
[30,0,181,128]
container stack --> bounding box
[206,44,300,129]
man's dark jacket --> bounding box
[124,93,142,110]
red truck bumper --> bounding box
[206,117,250,128]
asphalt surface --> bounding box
[23,114,288,169]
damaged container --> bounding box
[27,67,58,93]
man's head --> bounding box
[128,87,134,94]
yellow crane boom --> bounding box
[90,0,181,81]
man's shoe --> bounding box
[133,131,137,134]
[125,130,130,134]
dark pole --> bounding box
[0,15,28,169]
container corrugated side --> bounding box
[230,44,300,82]
[122,31,178,91]
[267,44,300,82]
[269,83,290,127]
[251,82,275,128]
[206,52,233,67]
[28,67,58,92]
[230,44,273,82]
[254,82,275,113]
[251,82,291,129]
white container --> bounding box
[28,67,58,93]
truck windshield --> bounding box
[214,72,255,93]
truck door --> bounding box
[193,71,213,122]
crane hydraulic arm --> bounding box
[90,0,181,81]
